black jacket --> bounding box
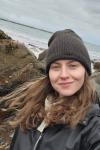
[10,104,100,150]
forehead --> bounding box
[52,59,80,64]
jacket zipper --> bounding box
[33,132,43,150]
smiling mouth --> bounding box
[58,82,73,86]
[59,81,73,84]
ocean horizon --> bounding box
[0,18,100,60]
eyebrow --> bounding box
[67,60,79,64]
[52,62,60,65]
[53,60,78,64]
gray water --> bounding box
[0,19,100,60]
[0,0,100,59]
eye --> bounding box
[68,64,78,68]
[70,64,77,67]
[50,64,60,70]
[51,65,59,68]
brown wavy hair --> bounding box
[1,73,96,131]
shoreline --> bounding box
[0,26,100,61]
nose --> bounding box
[60,66,69,79]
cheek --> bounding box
[49,70,55,84]
[49,70,58,81]
[71,65,85,79]
[49,70,59,90]
[74,70,85,85]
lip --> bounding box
[58,81,73,84]
[58,82,73,86]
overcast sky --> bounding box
[0,0,100,45]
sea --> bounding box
[0,18,100,60]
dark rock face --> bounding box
[92,71,100,98]
[0,29,46,150]
[92,61,100,98]
[0,31,45,96]
[0,30,11,39]
[93,61,100,72]
[38,49,47,73]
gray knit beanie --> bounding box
[46,29,91,75]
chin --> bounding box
[59,91,76,97]
[59,93,73,97]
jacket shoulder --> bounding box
[82,104,100,149]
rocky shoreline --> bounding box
[0,29,100,150]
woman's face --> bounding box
[49,59,85,97]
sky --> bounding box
[0,0,100,45]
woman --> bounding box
[2,29,100,150]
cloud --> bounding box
[0,0,100,45]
